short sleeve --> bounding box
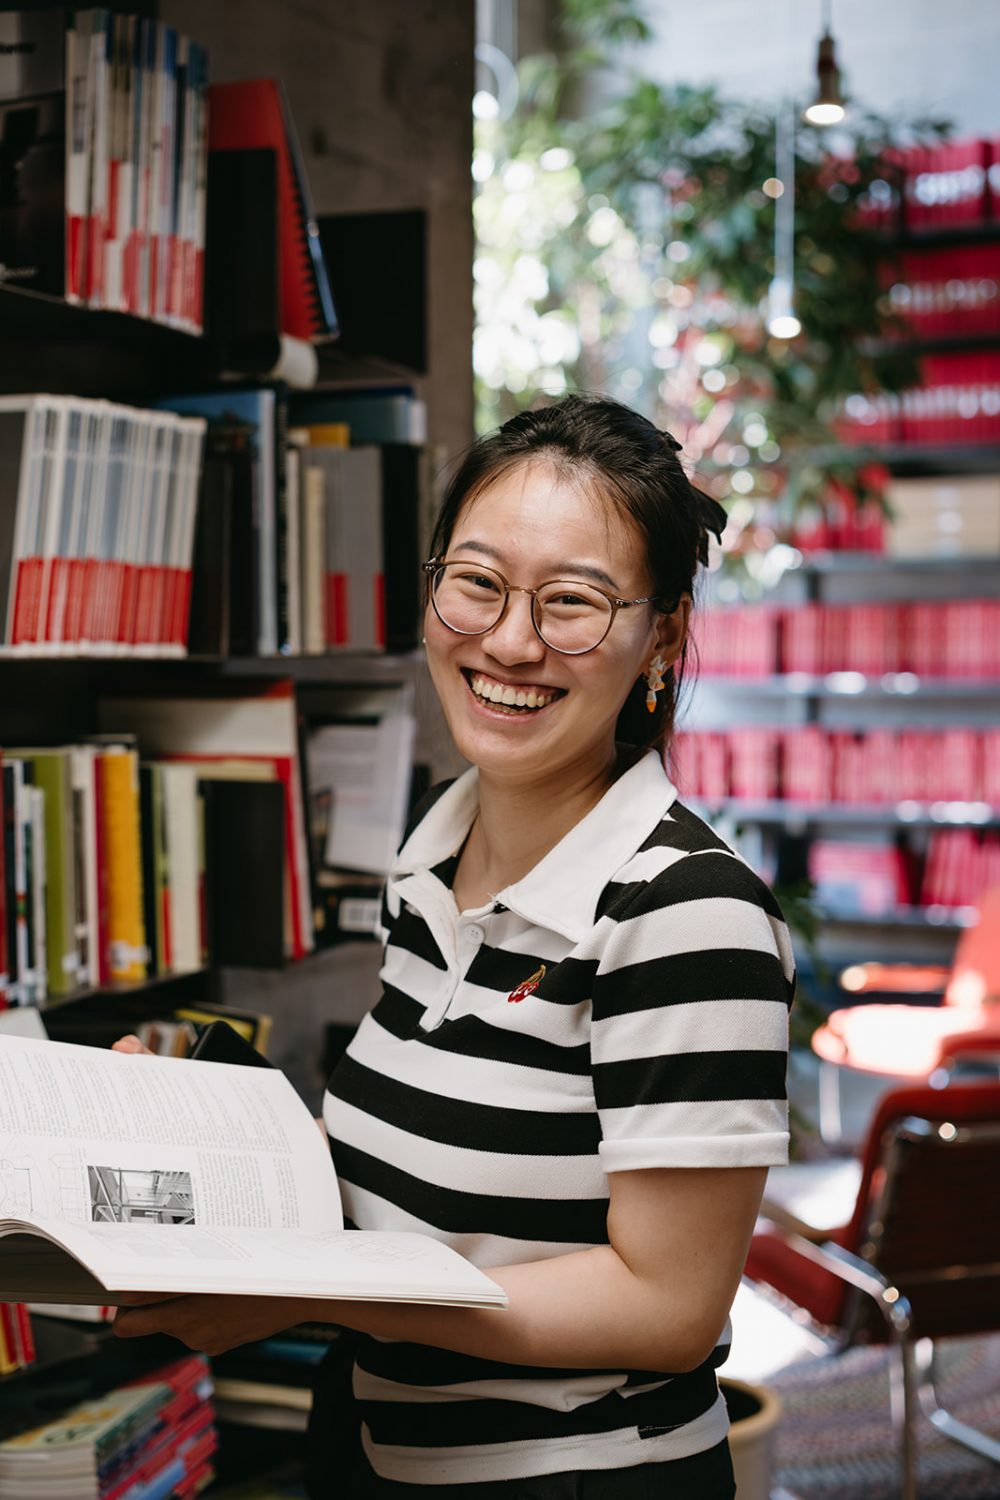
[590,850,794,1173]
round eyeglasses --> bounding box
[423,558,675,656]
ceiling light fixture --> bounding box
[767,99,801,339]
[804,0,846,126]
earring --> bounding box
[645,654,667,713]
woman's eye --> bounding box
[461,573,501,594]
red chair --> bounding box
[746,1081,1000,1500]
[812,888,1000,1143]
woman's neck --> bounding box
[453,751,623,911]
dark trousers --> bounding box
[344,1439,736,1498]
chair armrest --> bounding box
[762,1224,913,1338]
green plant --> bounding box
[474,0,949,587]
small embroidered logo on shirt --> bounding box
[508,964,546,1003]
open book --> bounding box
[0,1035,506,1311]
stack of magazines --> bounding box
[0,1352,216,1498]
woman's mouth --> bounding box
[462,669,564,716]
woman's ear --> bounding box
[655,593,691,668]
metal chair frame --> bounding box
[761,1112,1000,1500]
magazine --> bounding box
[0,1035,506,1311]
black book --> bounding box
[0,9,67,300]
[200,778,285,968]
[380,443,422,654]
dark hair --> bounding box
[428,394,726,754]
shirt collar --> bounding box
[391,750,677,942]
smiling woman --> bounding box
[113,395,794,1500]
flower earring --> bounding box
[645,653,667,713]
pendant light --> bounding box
[804,0,846,126]
[767,98,801,339]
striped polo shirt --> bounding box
[323,749,794,1486]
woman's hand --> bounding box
[111,1034,155,1056]
[113,1292,318,1356]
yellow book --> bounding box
[97,748,147,982]
[303,421,349,448]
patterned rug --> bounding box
[768,1334,1000,1499]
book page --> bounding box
[0,1035,341,1237]
[0,1223,507,1309]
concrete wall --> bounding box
[162,0,476,463]
[637,0,999,138]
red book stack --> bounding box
[902,139,990,231]
[782,727,831,803]
[727,728,780,801]
[901,352,1000,445]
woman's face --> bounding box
[425,460,686,789]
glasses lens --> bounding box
[535,581,614,653]
[433,563,506,634]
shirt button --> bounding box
[465,925,484,945]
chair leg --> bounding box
[888,1334,919,1500]
[914,1336,1000,1465]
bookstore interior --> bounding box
[0,1,998,1497]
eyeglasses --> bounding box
[423,558,675,656]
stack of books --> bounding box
[695,593,1000,677]
[673,725,1000,808]
[0,1353,216,1499]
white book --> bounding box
[0,1034,506,1311]
[174,417,206,656]
[0,396,51,652]
[25,396,71,656]
[116,407,151,654]
[78,401,113,653]
[133,414,172,655]
[85,9,111,309]
[64,13,93,304]
[159,762,201,973]
[301,463,327,654]
[283,435,305,656]
[29,785,47,1006]
[68,746,99,990]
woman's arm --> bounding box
[113,1163,765,1368]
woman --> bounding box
[115,395,794,1497]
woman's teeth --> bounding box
[469,674,555,711]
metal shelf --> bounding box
[690,797,1000,830]
[696,673,1000,700]
[785,553,1000,576]
[816,905,976,931]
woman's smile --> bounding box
[462,668,565,716]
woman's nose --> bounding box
[483,590,546,663]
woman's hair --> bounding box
[428,394,726,754]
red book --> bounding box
[208,79,336,343]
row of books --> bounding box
[855,136,1000,232]
[0,384,427,659]
[883,244,1000,339]
[0,396,205,655]
[0,684,314,1006]
[808,832,1000,915]
[0,1350,216,1498]
[694,596,1000,678]
[673,726,1000,807]
[837,352,1000,447]
[0,9,209,331]
[0,1302,34,1375]
[186,384,426,659]
[0,675,421,1003]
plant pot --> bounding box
[721,1378,782,1500]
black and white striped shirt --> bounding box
[323,749,794,1485]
